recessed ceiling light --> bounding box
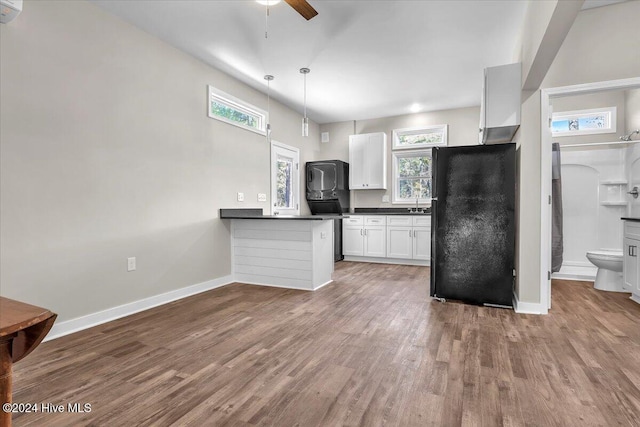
[256,0,281,5]
[410,103,421,113]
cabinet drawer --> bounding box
[412,216,431,227]
[625,221,640,240]
[365,216,386,226]
[344,216,363,226]
[386,216,412,226]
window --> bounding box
[208,85,267,135]
[391,125,447,204]
[392,125,448,150]
[551,107,616,137]
[393,150,433,203]
[271,141,300,215]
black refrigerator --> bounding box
[430,143,515,307]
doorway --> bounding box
[540,77,640,312]
[271,141,300,216]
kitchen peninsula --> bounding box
[220,209,339,291]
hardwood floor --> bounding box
[9,264,640,426]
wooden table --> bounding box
[0,297,56,427]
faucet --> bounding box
[407,198,421,213]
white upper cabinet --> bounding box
[479,62,521,144]
[349,132,387,189]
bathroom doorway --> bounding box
[541,78,640,311]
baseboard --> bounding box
[343,256,429,266]
[231,279,333,292]
[45,275,234,341]
[512,292,546,315]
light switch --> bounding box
[127,257,136,272]
[320,232,327,239]
[258,193,267,202]
[237,192,244,202]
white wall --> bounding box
[318,107,480,209]
[0,0,320,322]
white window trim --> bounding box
[551,106,616,137]
[270,141,300,215]
[207,85,267,136]
[392,124,448,150]
[392,149,433,205]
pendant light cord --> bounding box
[303,72,307,119]
[265,4,269,39]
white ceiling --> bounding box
[90,0,621,124]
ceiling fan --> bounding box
[284,0,318,20]
[258,0,318,21]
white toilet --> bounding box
[586,250,625,292]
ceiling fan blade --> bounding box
[284,0,318,20]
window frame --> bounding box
[551,106,617,137]
[392,124,448,150]
[207,85,267,135]
[392,149,433,205]
[270,141,300,216]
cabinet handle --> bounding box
[409,230,412,237]
[360,229,363,236]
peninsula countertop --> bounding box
[220,208,347,220]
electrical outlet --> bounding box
[258,193,267,202]
[237,192,244,202]
[127,257,136,272]
[382,195,390,203]
[320,231,327,239]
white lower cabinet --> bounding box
[364,225,386,257]
[623,221,640,303]
[343,224,364,256]
[413,227,431,260]
[387,226,413,258]
[623,237,637,292]
[342,216,386,257]
[343,215,430,265]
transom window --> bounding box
[208,85,267,135]
[392,125,448,150]
[551,107,616,137]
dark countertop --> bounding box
[353,208,431,216]
[220,208,346,220]
[622,217,640,222]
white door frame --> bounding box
[540,77,640,313]
[270,141,300,216]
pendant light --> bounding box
[264,74,274,143]
[300,67,310,137]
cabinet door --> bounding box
[349,135,366,189]
[343,225,364,256]
[364,225,386,257]
[387,226,413,259]
[413,227,431,260]
[365,133,387,189]
[623,238,637,292]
